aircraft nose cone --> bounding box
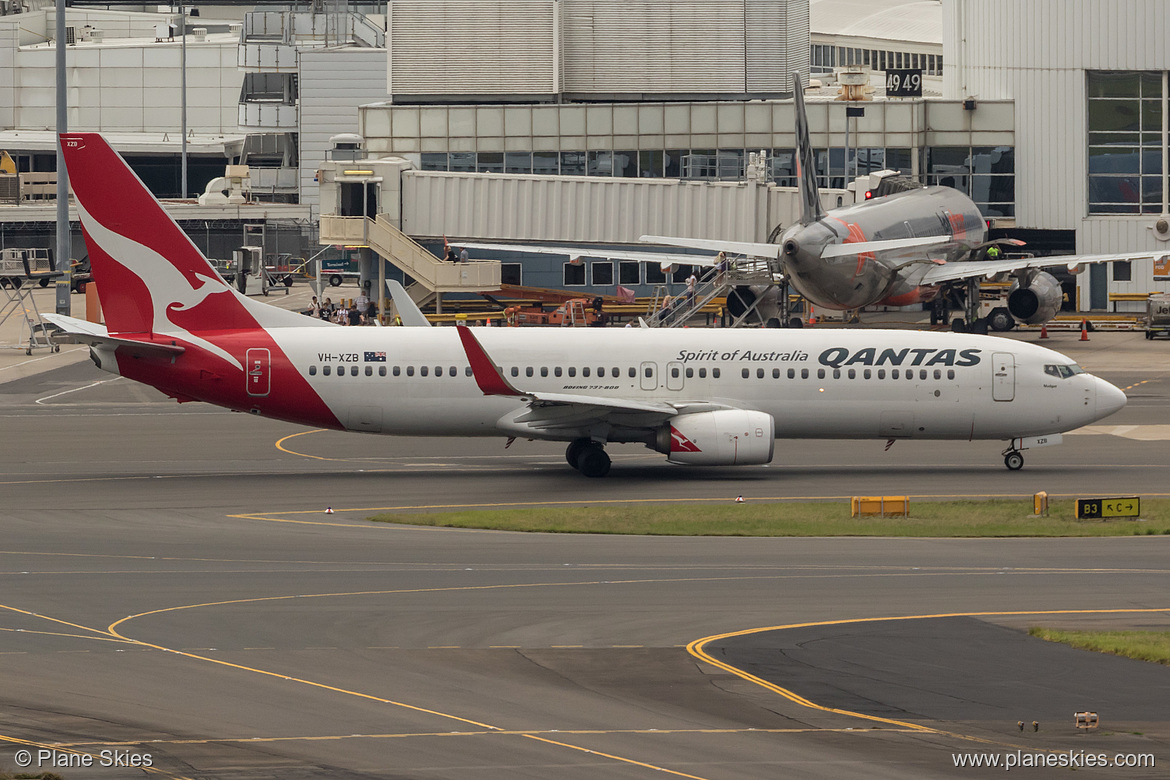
[1096,378,1127,419]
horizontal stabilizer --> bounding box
[42,312,186,357]
[819,235,952,258]
[639,235,782,259]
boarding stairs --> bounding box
[645,260,777,328]
[318,214,501,309]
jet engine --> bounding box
[725,285,783,324]
[654,410,775,466]
[1007,271,1063,325]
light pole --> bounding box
[54,0,69,315]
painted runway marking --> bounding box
[688,607,1170,751]
[34,376,121,404]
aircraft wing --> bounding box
[640,234,952,259]
[455,241,715,270]
[42,313,186,358]
[918,251,1167,286]
[639,235,782,259]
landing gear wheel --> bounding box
[283,276,294,288]
[576,446,611,478]
[1004,451,1024,471]
[565,438,591,469]
[987,307,1014,332]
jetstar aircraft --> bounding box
[46,133,1126,477]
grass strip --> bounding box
[1029,628,1170,665]
[369,498,1170,537]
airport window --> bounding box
[365,366,372,376]
[407,366,414,376]
[309,366,317,376]
[420,152,449,171]
[560,151,586,176]
[563,263,586,286]
[541,367,548,377]
[526,367,534,378]
[1088,71,1165,214]
[619,261,641,285]
[421,366,429,377]
[379,366,387,377]
[588,151,615,176]
[742,368,750,379]
[928,145,1015,218]
[817,368,826,379]
[533,151,559,175]
[1113,260,1132,281]
[477,152,504,173]
[450,152,476,172]
[510,367,519,377]
[712,368,721,378]
[592,262,614,286]
[568,367,576,377]
[505,152,532,174]
[394,366,401,376]
[787,368,795,379]
[638,150,665,178]
[501,263,522,286]
[645,264,667,285]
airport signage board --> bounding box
[1075,497,1140,519]
[885,69,923,97]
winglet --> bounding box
[386,280,431,327]
[792,71,826,226]
[456,326,525,397]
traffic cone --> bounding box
[808,306,816,326]
[1080,319,1090,341]
[735,495,745,503]
[1039,324,1048,339]
[325,506,334,514]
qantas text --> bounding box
[819,347,982,368]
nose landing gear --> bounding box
[1003,448,1024,471]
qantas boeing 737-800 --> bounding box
[45,133,1126,477]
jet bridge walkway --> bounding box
[319,215,501,307]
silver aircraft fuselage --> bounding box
[780,186,986,310]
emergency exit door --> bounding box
[246,348,271,397]
[992,352,1014,402]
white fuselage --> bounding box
[256,327,1121,442]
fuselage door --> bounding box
[640,361,657,391]
[992,352,1015,402]
[246,348,270,397]
[666,361,685,391]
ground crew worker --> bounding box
[986,244,1001,261]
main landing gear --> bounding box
[566,438,611,478]
[1002,444,1024,471]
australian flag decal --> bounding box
[364,351,387,362]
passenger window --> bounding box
[757,368,765,379]
[465,366,473,377]
[672,367,681,378]
[394,366,401,377]
[434,366,442,377]
[555,367,563,377]
[628,367,636,378]
[644,367,652,377]
[323,365,331,376]
[907,371,914,380]
[421,366,429,377]
[713,368,721,378]
[337,368,344,379]
[511,367,519,377]
[583,367,591,377]
[801,368,809,379]
[947,369,955,380]
[611,367,619,377]
[919,369,927,380]
[541,367,548,377]
[350,366,358,376]
[742,368,750,379]
[699,367,707,378]
[832,369,841,379]
[407,366,415,376]
[933,369,941,380]
[598,367,605,377]
[379,366,387,377]
[878,369,886,379]
[686,367,694,378]
[787,368,795,379]
[309,366,317,376]
[365,366,373,376]
[817,369,825,379]
[863,369,871,379]
[569,367,576,377]
[848,369,856,379]
[773,368,780,379]
[450,366,457,376]
[526,367,534,377]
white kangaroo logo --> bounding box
[76,200,243,370]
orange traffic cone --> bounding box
[1080,319,1090,341]
[735,495,745,503]
[1039,324,1048,339]
[325,506,334,514]
[808,306,816,326]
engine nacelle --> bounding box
[1007,271,1063,325]
[655,410,775,466]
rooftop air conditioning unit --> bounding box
[64,25,75,44]
[192,27,207,41]
[89,28,103,42]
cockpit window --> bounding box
[1045,363,1085,379]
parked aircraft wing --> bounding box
[919,251,1166,286]
[639,235,782,259]
[385,279,431,327]
[42,312,186,357]
[455,241,714,270]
